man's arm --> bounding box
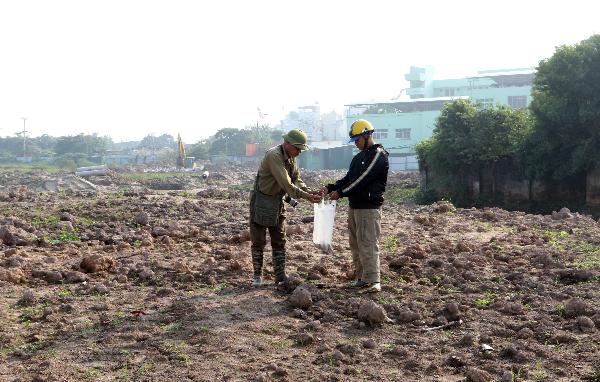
[291,166,309,192]
[324,157,356,193]
[267,155,311,200]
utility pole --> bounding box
[19,117,29,159]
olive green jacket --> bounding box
[256,145,311,200]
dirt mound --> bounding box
[0,167,599,381]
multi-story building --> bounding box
[345,66,535,171]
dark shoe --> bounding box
[349,279,368,288]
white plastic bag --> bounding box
[312,200,336,252]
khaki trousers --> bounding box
[348,207,381,283]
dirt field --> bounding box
[1,169,599,381]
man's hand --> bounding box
[329,191,341,200]
[319,186,329,196]
[308,193,322,203]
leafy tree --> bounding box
[209,128,252,156]
[526,34,600,179]
[54,134,111,155]
[270,129,285,143]
[416,99,532,203]
[187,139,210,160]
[247,124,273,145]
[139,134,176,150]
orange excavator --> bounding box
[176,133,194,168]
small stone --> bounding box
[63,271,87,283]
[138,268,155,281]
[331,350,344,362]
[156,287,174,297]
[362,339,376,349]
[458,334,475,347]
[59,212,74,221]
[500,344,519,359]
[289,286,312,310]
[44,271,64,283]
[501,302,524,315]
[577,316,595,333]
[466,368,493,382]
[516,327,534,339]
[295,333,315,346]
[116,274,128,283]
[291,309,307,319]
[446,354,466,368]
[17,290,36,306]
[134,212,150,226]
[565,298,588,318]
[80,254,116,273]
[357,300,392,325]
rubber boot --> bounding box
[272,250,287,284]
[251,249,264,278]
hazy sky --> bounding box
[1,0,598,143]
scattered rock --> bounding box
[0,268,26,283]
[294,333,315,346]
[134,212,150,226]
[565,298,589,318]
[289,286,313,310]
[63,271,87,283]
[577,316,595,333]
[458,334,475,347]
[446,354,467,368]
[443,302,460,321]
[17,290,36,306]
[0,225,35,246]
[433,201,456,213]
[80,254,116,273]
[466,368,493,382]
[59,211,74,221]
[551,207,572,220]
[44,271,64,283]
[500,302,524,315]
[357,300,392,326]
[362,339,376,349]
[397,309,420,323]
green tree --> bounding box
[54,134,111,155]
[416,99,532,203]
[139,134,176,150]
[526,34,600,179]
[187,139,210,160]
[209,128,252,156]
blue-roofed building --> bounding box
[345,66,535,171]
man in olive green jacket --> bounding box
[250,129,321,287]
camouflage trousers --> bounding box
[250,213,287,282]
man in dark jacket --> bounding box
[320,119,389,293]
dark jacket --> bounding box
[326,143,389,209]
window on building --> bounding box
[372,129,388,140]
[395,128,411,139]
[476,98,494,108]
[444,88,455,97]
[508,95,527,109]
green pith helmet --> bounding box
[282,129,309,151]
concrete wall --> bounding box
[422,160,595,214]
[586,167,600,214]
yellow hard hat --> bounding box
[348,119,374,143]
